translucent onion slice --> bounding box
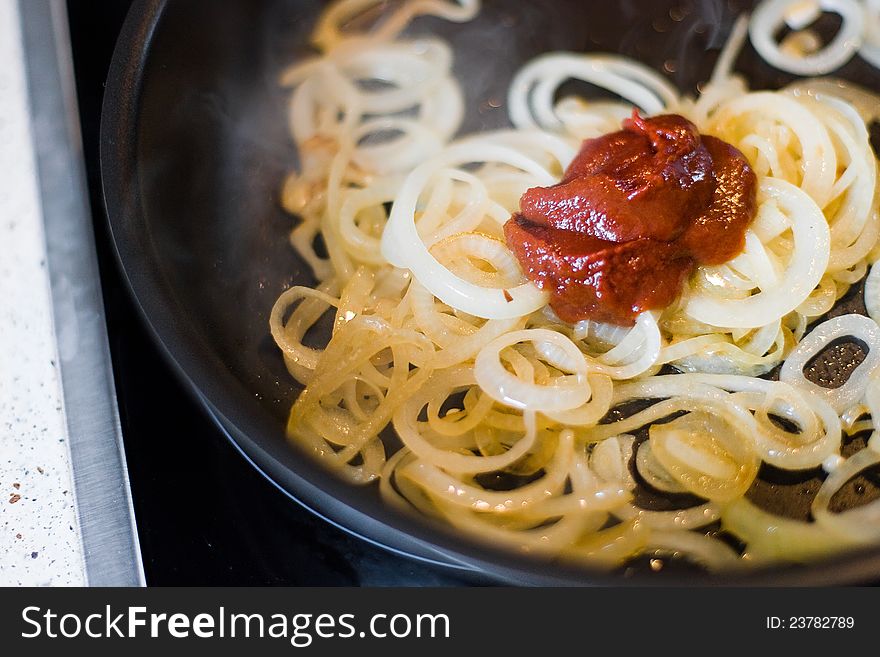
[332,39,454,113]
[590,434,636,489]
[393,369,541,475]
[648,412,760,503]
[352,117,445,175]
[338,178,400,264]
[635,439,689,494]
[610,373,842,470]
[612,501,722,531]
[312,0,480,51]
[542,312,662,380]
[859,0,880,67]
[786,76,880,125]
[397,430,623,516]
[443,507,609,559]
[507,53,679,132]
[381,140,555,319]
[779,313,880,413]
[644,530,743,571]
[708,93,837,207]
[390,439,612,558]
[590,434,722,531]
[865,263,880,325]
[559,520,648,569]
[685,178,831,329]
[722,497,862,564]
[812,447,880,542]
[269,283,340,376]
[748,0,864,75]
[474,329,591,412]
[542,373,613,427]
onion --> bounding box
[611,373,842,470]
[542,373,613,427]
[430,233,521,283]
[381,140,557,319]
[397,429,609,514]
[635,439,689,494]
[333,39,454,112]
[748,0,864,75]
[865,263,880,325]
[859,0,880,67]
[275,0,880,569]
[312,0,480,51]
[710,15,751,85]
[593,312,663,380]
[559,520,649,568]
[547,312,662,380]
[338,178,399,264]
[779,313,880,413]
[352,117,445,175]
[612,501,722,531]
[508,53,679,133]
[474,329,591,412]
[722,497,862,563]
[685,178,831,329]
[648,412,760,502]
[553,98,631,140]
[812,447,880,542]
[590,434,636,488]
[269,283,340,374]
[644,530,743,571]
[394,369,542,474]
[786,77,880,125]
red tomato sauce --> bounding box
[503,112,757,326]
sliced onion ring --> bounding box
[812,447,880,543]
[474,329,591,412]
[865,263,880,325]
[779,313,880,413]
[648,411,759,503]
[685,178,830,329]
[749,0,864,75]
[381,140,554,319]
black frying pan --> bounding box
[100,0,880,585]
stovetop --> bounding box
[66,0,880,588]
[66,0,470,587]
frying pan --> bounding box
[100,0,880,584]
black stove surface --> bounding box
[66,0,471,587]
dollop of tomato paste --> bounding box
[503,112,757,326]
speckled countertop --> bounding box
[3,0,143,587]
[0,0,87,586]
